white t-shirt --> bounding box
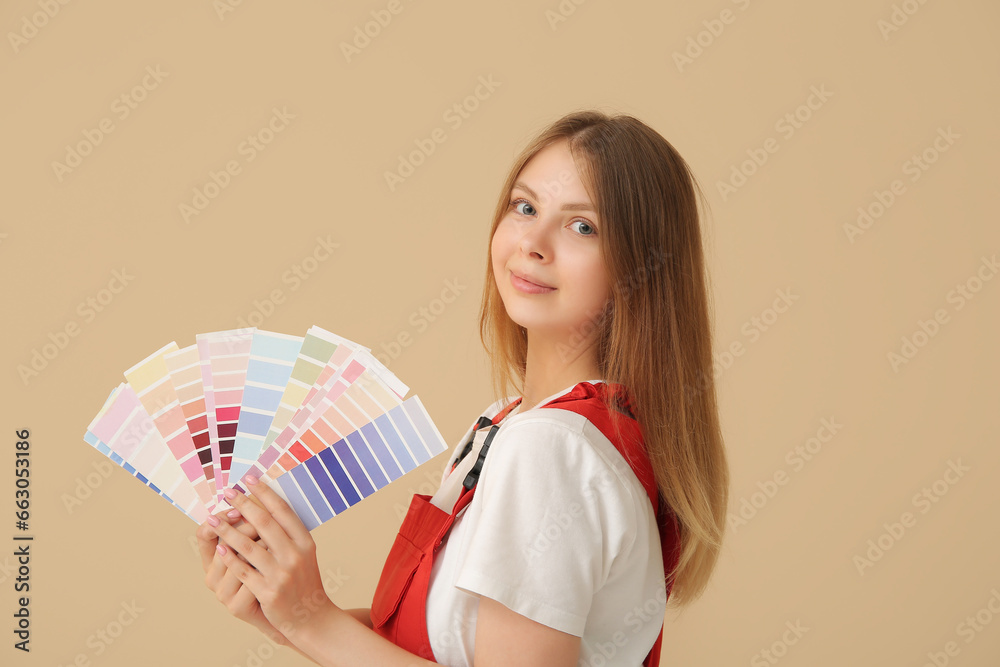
[424,380,667,667]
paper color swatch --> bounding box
[82,325,449,530]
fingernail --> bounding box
[216,544,226,556]
[207,515,220,527]
[246,474,258,485]
[227,509,241,519]
[223,488,237,500]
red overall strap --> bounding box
[369,396,523,660]
[446,396,522,518]
[370,383,680,665]
[537,381,681,667]
[450,397,523,474]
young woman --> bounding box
[196,109,730,666]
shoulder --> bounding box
[491,411,646,500]
[454,410,655,607]
[467,395,520,425]
[479,411,648,545]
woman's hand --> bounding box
[203,475,337,644]
[196,508,290,646]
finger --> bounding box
[215,557,245,603]
[221,521,267,569]
[196,520,220,572]
[205,541,235,590]
[205,552,225,590]
[229,512,264,543]
[225,583,254,621]
[222,482,296,561]
[229,585,285,646]
[209,514,277,576]
[210,534,263,579]
[229,585,265,625]
[213,539,266,596]
[244,475,313,549]
[197,509,256,571]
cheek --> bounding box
[572,255,610,301]
[490,237,504,284]
[585,275,611,309]
[491,227,512,269]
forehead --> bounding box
[515,141,594,207]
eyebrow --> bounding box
[513,181,596,212]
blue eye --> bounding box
[508,198,598,237]
[511,199,535,216]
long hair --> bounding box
[477,109,729,607]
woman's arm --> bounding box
[204,481,440,666]
[282,605,438,667]
[344,608,373,630]
[207,481,578,665]
[285,599,579,667]
[475,597,581,666]
[264,610,371,663]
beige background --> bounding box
[2,0,998,665]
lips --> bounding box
[511,270,554,289]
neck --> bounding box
[519,329,602,411]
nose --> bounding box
[517,214,555,259]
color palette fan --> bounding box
[82,325,448,530]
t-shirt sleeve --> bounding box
[452,418,639,636]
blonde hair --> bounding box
[477,109,729,607]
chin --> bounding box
[506,312,562,333]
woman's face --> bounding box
[491,139,611,345]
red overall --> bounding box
[370,382,682,665]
